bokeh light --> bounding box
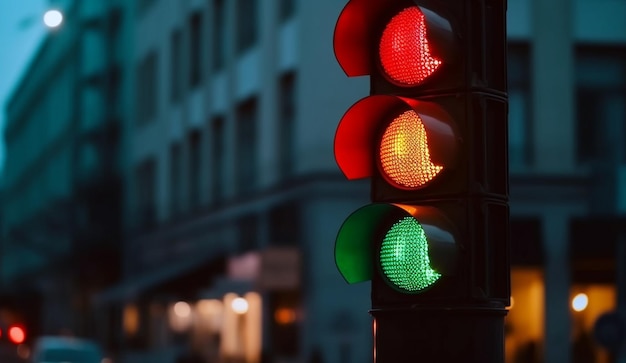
[173,301,191,317]
[231,297,249,314]
[572,293,588,312]
[43,10,63,28]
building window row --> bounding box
[153,0,298,113]
[507,43,626,169]
[136,69,296,225]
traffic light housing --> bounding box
[333,0,509,309]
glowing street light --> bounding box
[572,293,588,312]
[231,297,249,314]
[43,10,63,28]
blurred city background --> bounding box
[0,0,625,363]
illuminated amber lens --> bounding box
[379,110,443,188]
[379,6,442,86]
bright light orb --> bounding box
[231,297,249,314]
[572,293,588,312]
[43,10,63,28]
[9,326,25,344]
[173,301,191,317]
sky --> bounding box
[0,0,48,171]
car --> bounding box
[30,336,103,363]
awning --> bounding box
[197,278,255,299]
[93,250,224,305]
[570,216,626,283]
[510,217,544,266]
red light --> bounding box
[379,110,443,189]
[8,325,25,344]
[379,6,442,86]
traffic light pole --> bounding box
[372,304,507,363]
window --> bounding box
[211,117,225,203]
[236,98,258,194]
[269,202,300,246]
[169,143,182,216]
[269,290,301,357]
[237,0,257,53]
[278,72,296,178]
[212,0,225,71]
[189,12,203,88]
[136,51,158,125]
[188,130,202,210]
[237,213,258,252]
[279,0,295,21]
[507,43,532,168]
[135,158,156,229]
[575,47,626,164]
[137,0,156,16]
[170,29,183,102]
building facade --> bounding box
[1,0,132,353]
[95,1,373,363]
[506,0,626,362]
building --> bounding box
[93,1,372,363]
[1,0,132,351]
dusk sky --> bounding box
[0,0,48,171]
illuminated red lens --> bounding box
[379,110,443,188]
[379,7,442,86]
[8,326,25,344]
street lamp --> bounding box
[43,9,63,28]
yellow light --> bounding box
[123,304,140,335]
[274,308,296,325]
[572,293,588,312]
[379,110,443,188]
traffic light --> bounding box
[334,0,509,307]
[8,324,26,344]
[333,0,509,360]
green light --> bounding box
[380,216,441,292]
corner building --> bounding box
[95,1,372,363]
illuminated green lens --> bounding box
[380,216,441,292]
